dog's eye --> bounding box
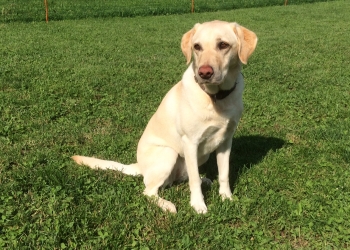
[218,42,229,50]
[194,44,202,51]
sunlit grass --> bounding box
[0,1,349,248]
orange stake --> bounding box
[44,0,49,23]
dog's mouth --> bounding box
[195,75,239,103]
[194,75,223,86]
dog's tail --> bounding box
[71,155,141,176]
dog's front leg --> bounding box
[183,137,207,214]
[216,138,233,200]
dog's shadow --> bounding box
[200,135,286,190]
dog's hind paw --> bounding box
[157,198,177,213]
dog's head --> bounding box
[181,21,257,86]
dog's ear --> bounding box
[181,24,199,64]
[232,23,258,64]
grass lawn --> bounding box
[1,0,338,22]
[1,0,350,248]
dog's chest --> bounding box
[197,115,237,156]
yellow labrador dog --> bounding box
[72,20,257,214]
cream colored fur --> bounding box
[72,20,257,214]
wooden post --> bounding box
[191,0,194,13]
[44,0,48,23]
[284,0,288,6]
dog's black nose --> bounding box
[198,65,213,80]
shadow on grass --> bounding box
[200,135,286,190]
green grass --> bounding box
[1,0,350,248]
[0,0,338,22]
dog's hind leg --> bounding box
[140,146,179,213]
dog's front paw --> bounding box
[219,188,232,201]
[220,193,233,201]
[191,202,208,214]
[191,196,207,214]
